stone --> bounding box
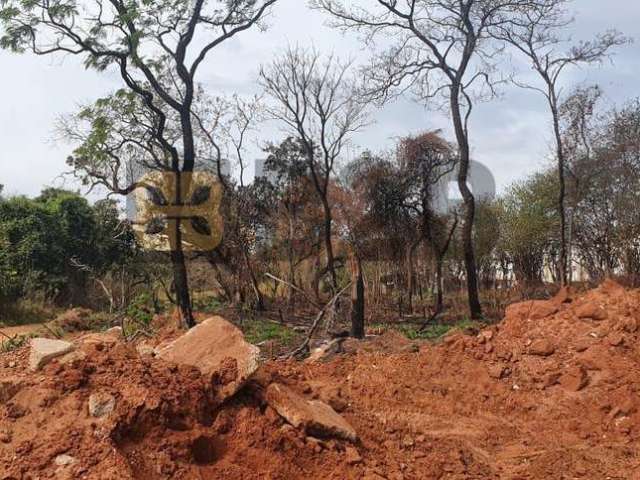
[505,300,558,321]
[58,350,87,366]
[528,339,555,357]
[77,329,121,346]
[552,286,573,305]
[136,343,156,357]
[88,392,116,418]
[54,454,76,466]
[305,338,344,363]
[156,316,260,403]
[401,435,415,448]
[345,445,362,464]
[529,301,559,320]
[608,333,625,347]
[559,365,588,392]
[574,338,591,352]
[29,338,74,371]
[265,383,357,442]
[576,303,608,321]
[0,377,22,404]
[488,364,507,380]
[0,430,11,443]
[105,326,123,336]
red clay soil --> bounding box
[2,280,640,479]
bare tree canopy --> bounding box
[310,0,552,319]
[259,46,369,292]
[493,0,629,286]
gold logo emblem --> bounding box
[132,171,223,252]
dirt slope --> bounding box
[2,280,640,479]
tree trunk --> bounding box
[450,88,483,319]
[406,241,418,314]
[321,197,338,290]
[171,246,195,329]
[550,95,568,287]
[242,248,265,311]
[169,170,195,329]
[434,255,444,313]
[350,256,365,339]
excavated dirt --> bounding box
[3,280,640,479]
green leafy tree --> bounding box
[498,171,560,286]
[1,0,278,327]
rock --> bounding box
[505,300,558,321]
[488,364,507,379]
[136,343,156,357]
[552,286,573,305]
[29,338,74,371]
[156,316,260,403]
[77,330,121,346]
[559,365,588,392]
[528,339,555,357]
[576,303,608,321]
[0,430,11,443]
[345,445,362,464]
[622,317,638,333]
[105,326,122,336]
[58,350,87,366]
[265,383,357,442]
[0,377,22,404]
[574,338,591,352]
[542,372,561,389]
[54,454,76,466]
[305,338,344,363]
[88,392,116,418]
[401,435,415,448]
[608,333,625,347]
[529,301,559,320]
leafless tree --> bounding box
[495,0,629,285]
[259,46,369,293]
[311,0,545,318]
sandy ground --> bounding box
[2,280,640,479]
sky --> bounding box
[0,0,638,199]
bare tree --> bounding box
[1,0,278,327]
[399,132,458,320]
[259,46,369,293]
[496,1,628,285]
[312,0,543,318]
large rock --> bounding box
[157,316,260,403]
[265,383,357,442]
[77,327,122,346]
[576,303,608,321]
[29,338,74,371]
[528,338,556,357]
[506,300,558,321]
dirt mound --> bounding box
[2,281,640,479]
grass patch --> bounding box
[373,318,485,342]
[243,319,295,346]
[0,299,58,326]
[0,333,34,353]
[193,295,224,314]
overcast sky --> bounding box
[0,0,638,199]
